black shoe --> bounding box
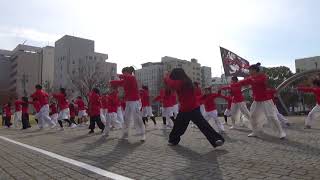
[88,130,94,134]
[168,142,178,146]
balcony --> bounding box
[10,71,17,78]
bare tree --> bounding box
[70,60,111,103]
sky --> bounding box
[1,0,320,76]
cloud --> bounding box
[0,26,60,45]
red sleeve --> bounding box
[238,78,252,86]
[154,95,162,102]
[164,76,183,90]
[110,80,125,87]
[219,86,231,91]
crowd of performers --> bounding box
[2,63,320,148]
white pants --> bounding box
[109,112,122,129]
[78,110,88,118]
[230,102,251,126]
[58,108,70,120]
[224,109,231,117]
[142,106,153,117]
[100,109,108,125]
[39,104,55,128]
[50,113,58,125]
[172,104,179,118]
[204,110,224,132]
[305,104,320,126]
[123,101,145,136]
[274,107,289,126]
[200,104,206,117]
[13,111,22,128]
[162,107,174,127]
[250,100,285,137]
[117,107,124,124]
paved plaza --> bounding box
[0,116,319,180]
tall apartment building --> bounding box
[295,56,320,72]
[54,35,116,98]
[0,45,55,103]
[201,66,212,88]
[161,56,202,86]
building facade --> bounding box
[161,56,202,86]
[201,66,212,88]
[54,35,116,98]
[0,50,12,104]
[295,56,320,72]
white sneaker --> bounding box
[279,132,286,139]
[70,124,77,128]
[229,126,235,129]
[141,134,146,142]
[248,132,258,137]
[102,131,109,137]
[59,127,64,131]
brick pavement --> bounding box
[0,116,319,180]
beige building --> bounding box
[295,56,320,72]
[0,45,55,100]
[161,56,202,85]
[54,35,116,98]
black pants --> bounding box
[22,113,31,129]
[224,115,228,124]
[169,107,224,147]
[162,117,166,125]
[4,116,12,127]
[143,117,157,125]
[89,115,105,131]
[70,117,77,125]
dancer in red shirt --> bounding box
[52,88,74,130]
[69,102,77,127]
[154,88,176,129]
[110,66,145,141]
[49,102,58,125]
[3,102,12,128]
[20,97,31,129]
[107,87,123,131]
[164,68,224,147]
[201,87,229,133]
[88,88,106,135]
[220,76,251,129]
[140,86,157,128]
[298,79,320,129]
[237,63,286,139]
[31,84,56,129]
[223,96,233,125]
[74,96,88,126]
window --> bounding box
[72,60,75,64]
[94,56,97,60]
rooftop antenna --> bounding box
[22,40,27,45]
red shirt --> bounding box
[121,100,126,110]
[107,92,119,113]
[53,93,69,110]
[74,99,85,111]
[266,88,277,104]
[238,73,269,102]
[225,96,233,109]
[20,101,29,114]
[154,89,176,107]
[110,74,140,101]
[69,104,76,118]
[220,83,245,103]
[4,105,12,117]
[298,86,320,104]
[194,87,203,105]
[101,95,109,109]
[201,93,222,112]
[30,101,41,113]
[31,90,49,107]
[50,104,58,114]
[164,76,199,112]
[89,91,101,116]
[140,89,150,107]
[14,100,22,112]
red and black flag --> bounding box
[220,47,250,77]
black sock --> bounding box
[170,116,175,123]
[162,117,166,125]
[58,120,63,128]
[151,116,156,125]
[224,115,228,124]
[64,119,72,126]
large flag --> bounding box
[220,47,250,77]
